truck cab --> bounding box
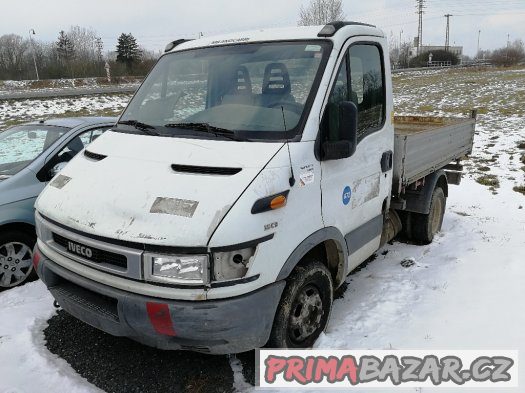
[34,23,474,353]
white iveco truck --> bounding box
[34,22,475,353]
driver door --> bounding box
[320,40,393,272]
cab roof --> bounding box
[170,22,385,53]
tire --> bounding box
[268,260,333,349]
[0,230,36,289]
[410,187,446,245]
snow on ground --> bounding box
[0,67,524,393]
[0,94,132,128]
[0,281,100,392]
[0,78,140,94]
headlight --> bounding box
[213,247,256,281]
[144,253,209,285]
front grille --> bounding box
[53,233,127,269]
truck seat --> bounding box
[221,66,254,105]
[256,62,295,107]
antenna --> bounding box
[281,106,296,187]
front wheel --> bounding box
[268,260,333,348]
[0,231,36,289]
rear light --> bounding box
[146,302,177,336]
[32,249,41,269]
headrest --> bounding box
[262,62,291,95]
[230,65,252,95]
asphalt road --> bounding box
[42,269,357,393]
[44,310,256,393]
[0,86,137,100]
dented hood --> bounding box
[36,131,283,247]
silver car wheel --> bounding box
[0,242,33,288]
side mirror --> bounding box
[50,162,67,178]
[322,101,358,161]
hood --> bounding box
[36,131,283,247]
[0,168,43,207]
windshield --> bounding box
[0,125,69,177]
[119,41,331,140]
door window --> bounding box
[79,128,108,145]
[41,127,110,181]
[322,57,348,142]
[322,44,385,145]
[348,45,385,141]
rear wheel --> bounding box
[268,260,333,348]
[0,231,36,289]
[410,187,446,244]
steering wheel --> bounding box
[267,101,304,115]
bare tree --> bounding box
[298,0,346,26]
[491,39,525,66]
[0,34,29,79]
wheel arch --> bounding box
[276,227,348,288]
[404,170,448,215]
[0,221,36,237]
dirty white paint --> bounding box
[351,173,381,209]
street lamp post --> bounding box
[28,29,39,81]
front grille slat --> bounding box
[53,233,127,269]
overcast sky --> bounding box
[2,0,524,56]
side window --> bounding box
[348,45,385,141]
[322,56,348,142]
[53,128,109,166]
[79,127,109,145]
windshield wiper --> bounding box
[117,120,160,136]
[164,122,247,141]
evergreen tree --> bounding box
[116,33,140,71]
[56,30,75,63]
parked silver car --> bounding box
[0,117,116,288]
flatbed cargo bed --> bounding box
[393,115,476,195]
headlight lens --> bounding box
[144,253,209,285]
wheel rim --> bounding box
[0,242,33,288]
[430,197,444,235]
[288,284,325,344]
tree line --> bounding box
[0,26,159,81]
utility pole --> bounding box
[477,30,481,61]
[506,33,510,63]
[416,0,425,56]
[444,14,453,52]
[28,29,39,81]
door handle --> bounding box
[381,151,393,173]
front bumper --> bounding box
[36,245,285,354]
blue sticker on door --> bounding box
[342,186,352,206]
